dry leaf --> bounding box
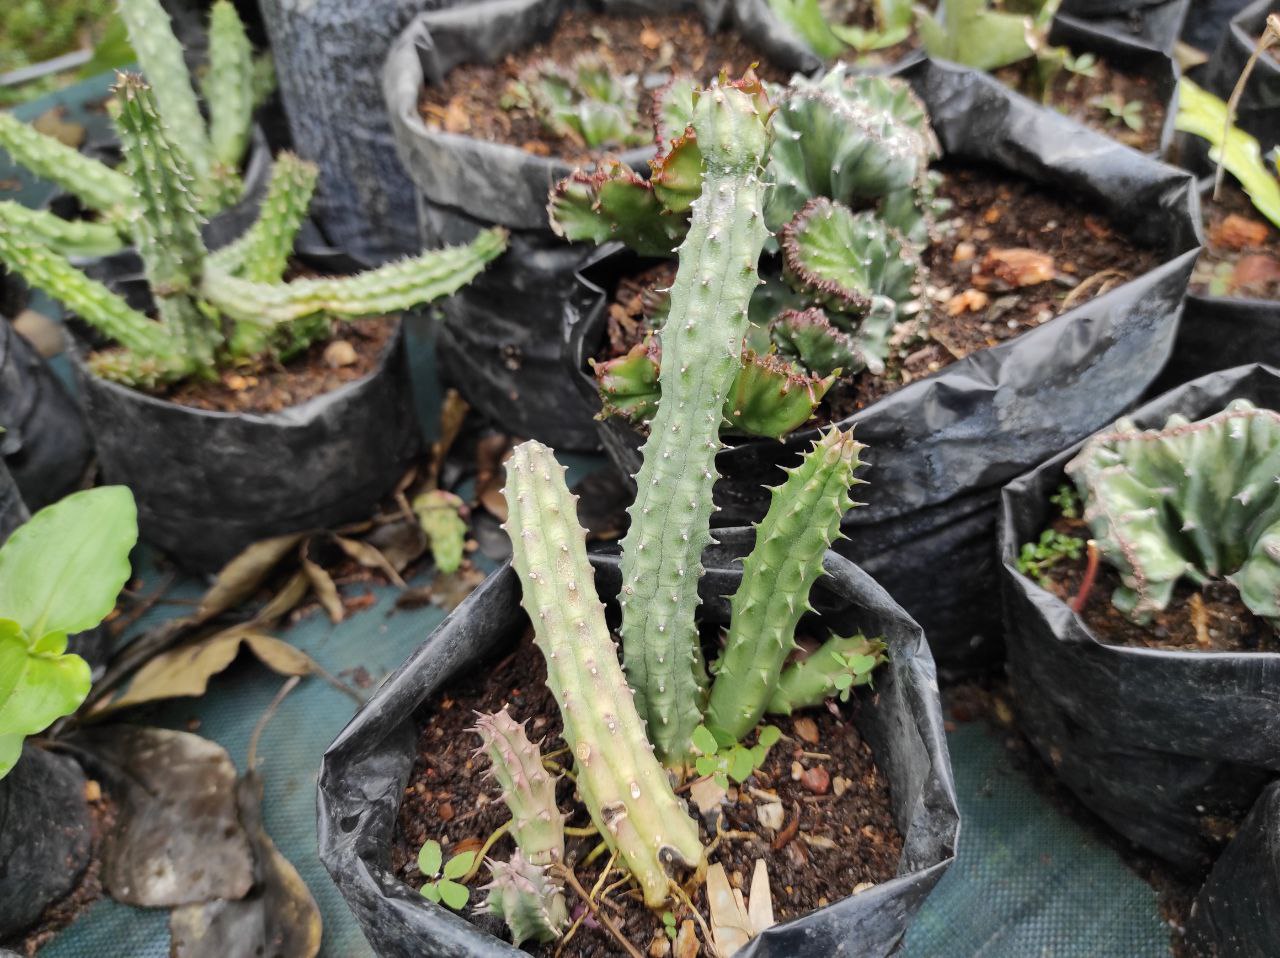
[674,920,699,958]
[427,390,470,489]
[334,535,405,587]
[974,248,1055,290]
[475,434,514,521]
[944,288,990,317]
[242,634,316,677]
[198,534,306,622]
[1210,213,1270,251]
[427,565,485,612]
[301,550,344,624]
[706,863,752,957]
[747,860,775,935]
[365,519,428,573]
[33,107,85,146]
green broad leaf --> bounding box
[0,486,137,641]
[695,755,718,778]
[847,653,880,675]
[916,0,1034,72]
[438,879,470,910]
[713,770,730,789]
[691,725,719,756]
[748,744,767,767]
[420,881,442,903]
[0,620,92,778]
[443,851,475,880]
[418,839,442,877]
[834,673,855,691]
[729,747,756,783]
[758,725,782,749]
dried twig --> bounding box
[554,862,644,958]
[1216,13,1280,198]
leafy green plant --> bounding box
[0,74,506,390]
[1062,51,1100,81]
[1090,93,1144,133]
[768,0,911,58]
[1016,529,1085,587]
[553,68,942,440]
[691,723,782,788]
[0,485,138,779]
[505,55,648,150]
[916,0,1054,73]
[1065,399,1280,623]
[416,839,476,909]
[1050,483,1079,519]
[412,490,468,574]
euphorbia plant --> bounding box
[0,0,274,256]
[551,67,941,440]
[0,73,506,389]
[504,54,650,150]
[458,78,886,943]
[0,486,138,779]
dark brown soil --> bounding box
[156,317,395,413]
[419,11,786,164]
[393,636,902,957]
[1039,514,1280,654]
[996,53,1167,153]
[9,783,115,956]
[1190,181,1280,299]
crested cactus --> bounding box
[723,350,833,439]
[502,439,706,907]
[617,78,773,765]
[510,55,648,150]
[1065,400,1280,625]
[472,709,566,868]
[478,852,569,946]
[770,307,863,378]
[706,428,864,739]
[0,74,507,391]
[765,633,888,714]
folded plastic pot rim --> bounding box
[317,528,959,958]
[1056,0,1190,55]
[382,0,822,233]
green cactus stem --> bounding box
[547,163,681,257]
[413,489,468,575]
[780,197,921,319]
[478,852,569,946]
[1065,399,1280,625]
[472,709,566,867]
[502,440,705,908]
[0,113,137,225]
[617,79,773,766]
[723,350,833,439]
[766,633,887,715]
[592,339,661,424]
[515,55,646,150]
[211,151,318,284]
[0,202,124,259]
[204,0,255,180]
[706,428,864,739]
[770,307,862,378]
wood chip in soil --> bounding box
[419,10,788,164]
[392,638,902,958]
[995,51,1167,154]
[1040,514,1280,653]
[1190,181,1280,299]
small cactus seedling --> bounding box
[1065,399,1280,624]
[417,839,477,910]
[0,74,506,391]
[508,55,649,150]
[412,490,468,574]
[477,852,569,945]
[471,709,565,868]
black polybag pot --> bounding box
[383,0,819,450]
[0,745,92,942]
[1201,0,1280,144]
[69,314,422,574]
[0,308,93,510]
[565,57,1200,672]
[0,457,28,545]
[1150,292,1280,396]
[1185,780,1280,956]
[1056,0,1189,54]
[317,527,959,957]
[998,363,1280,873]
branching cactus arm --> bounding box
[205,0,255,179]
[706,428,864,739]
[210,151,318,284]
[478,852,569,946]
[766,633,887,715]
[502,440,705,909]
[617,79,773,766]
[0,202,124,258]
[471,709,565,868]
[0,113,136,222]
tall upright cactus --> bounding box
[502,440,705,908]
[616,79,773,766]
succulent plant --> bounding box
[768,0,912,59]
[765,632,888,714]
[550,68,941,439]
[0,74,506,390]
[508,55,649,150]
[1065,399,1280,625]
[472,709,565,868]
[412,490,469,574]
[477,851,569,946]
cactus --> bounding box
[592,338,662,424]
[768,0,912,59]
[705,429,864,738]
[617,79,773,765]
[503,439,706,907]
[511,55,648,150]
[413,490,468,574]
[770,307,862,378]
[0,202,127,259]
[478,852,569,946]
[472,709,566,870]
[766,633,888,714]
[204,0,257,178]
[548,163,681,257]
[1065,399,1280,625]
[0,74,506,391]
[723,351,834,439]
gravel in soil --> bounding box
[995,52,1167,154]
[418,10,787,165]
[1037,514,1280,654]
[393,636,903,957]
[1190,181,1280,299]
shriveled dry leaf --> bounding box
[334,535,405,587]
[301,552,344,624]
[427,390,470,489]
[706,863,752,957]
[198,534,306,622]
[364,519,428,573]
[974,247,1055,290]
[748,860,775,935]
[475,434,514,521]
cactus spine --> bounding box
[502,440,705,908]
[478,852,569,946]
[617,80,773,766]
[472,709,565,868]
[705,428,864,739]
[765,633,887,715]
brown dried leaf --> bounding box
[974,248,1055,290]
[242,633,317,677]
[427,565,486,612]
[334,535,406,587]
[426,389,471,489]
[301,552,344,624]
[1210,213,1271,251]
[198,534,306,622]
[706,863,752,957]
[747,860,775,935]
[475,434,514,521]
[944,288,990,317]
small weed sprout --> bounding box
[417,839,476,910]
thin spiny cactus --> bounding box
[477,852,569,946]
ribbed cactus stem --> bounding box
[203,228,508,330]
[117,0,214,189]
[472,709,565,868]
[478,852,569,946]
[0,201,124,258]
[205,0,255,176]
[617,80,772,766]
[706,428,864,740]
[211,152,318,284]
[113,73,218,371]
[413,489,467,575]
[765,633,887,715]
[502,440,705,909]
[0,112,136,218]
